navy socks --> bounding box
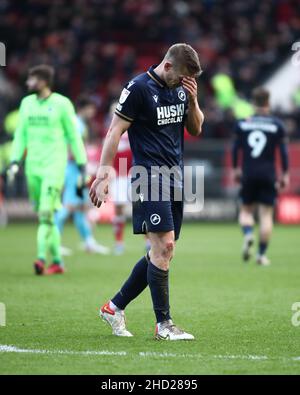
[111,253,171,324]
[147,261,171,323]
[111,255,148,310]
[259,241,268,256]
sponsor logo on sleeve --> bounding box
[116,103,123,112]
[119,88,131,104]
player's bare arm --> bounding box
[183,76,204,136]
[278,137,290,190]
[89,114,130,208]
[232,134,242,184]
[279,172,290,189]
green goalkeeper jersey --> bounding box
[11,92,87,186]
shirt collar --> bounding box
[147,65,166,88]
[35,92,52,102]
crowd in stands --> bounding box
[1,0,300,140]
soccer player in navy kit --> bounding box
[232,87,289,266]
[90,43,204,340]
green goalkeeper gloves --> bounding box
[6,161,20,185]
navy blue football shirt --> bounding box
[115,65,189,187]
[233,114,288,178]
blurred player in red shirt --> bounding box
[111,128,132,254]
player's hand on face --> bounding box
[181,76,198,101]
[89,176,109,208]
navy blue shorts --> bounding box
[132,185,183,241]
[240,176,277,206]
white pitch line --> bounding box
[0,345,126,356]
[139,352,268,360]
[1,345,300,362]
[213,354,268,361]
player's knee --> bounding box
[149,236,175,270]
[160,240,175,264]
[239,208,254,226]
[38,210,54,225]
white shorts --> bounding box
[110,176,130,204]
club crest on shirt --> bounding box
[178,90,186,101]
[119,88,131,104]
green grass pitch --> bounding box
[0,222,300,374]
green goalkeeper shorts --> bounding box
[26,174,62,213]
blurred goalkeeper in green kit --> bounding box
[8,65,87,275]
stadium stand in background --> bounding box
[1,0,300,222]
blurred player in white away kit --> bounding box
[108,102,133,255]
[109,102,150,255]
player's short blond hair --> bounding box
[164,43,202,77]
